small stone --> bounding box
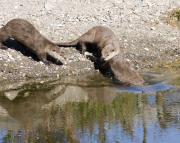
[14,6,18,9]
[40,81,45,84]
[150,27,155,30]
[144,48,149,51]
[55,67,59,70]
[39,61,44,65]
[22,73,26,77]
[125,58,131,62]
[24,92,30,97]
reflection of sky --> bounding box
[0,129,7,143]
[78,121,180,143]
[117,83,175,95]
[0,124,179,143]
[0,108,179,143]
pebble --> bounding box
[39,61,44,65]
[150,27,155,30]
[144,48,149,51]
[56,74,60,78]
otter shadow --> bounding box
[3,39,62,65]
[4,38,40,61]
[74,42,103,68]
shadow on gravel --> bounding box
[3,39,63,65]
[3,38,40,61]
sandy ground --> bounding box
[0,0,180,83]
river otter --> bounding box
[57,26,120,61]
[0,18,65,64]
[101,55,145,86]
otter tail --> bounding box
[56,39,78,47]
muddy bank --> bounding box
[0,0,180,83]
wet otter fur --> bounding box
[0,18,65,64]
[57,26,120,61]
[101,55,145,86]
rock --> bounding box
[4,90,19,100]
[150,27,155,30]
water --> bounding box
[0,72,179,143]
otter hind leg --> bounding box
[36,52,50,65]
[0,28,9,50]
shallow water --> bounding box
[0,72,179,143]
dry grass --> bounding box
[166,8,180,28]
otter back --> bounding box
[57,26,120,61]
[0,18,65,64]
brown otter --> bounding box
[57,26,120,61]
[101,55,144,86]
[0,18,65,64]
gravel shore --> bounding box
[0,0,179,82]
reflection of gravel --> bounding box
[0,0,180,81]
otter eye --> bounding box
[111,49,115,52]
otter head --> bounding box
[110,58,145,86]
[101,44,120,61]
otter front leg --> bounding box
[37,52,50,65]
[79,42,87,55]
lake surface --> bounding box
[0,72,179,143]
